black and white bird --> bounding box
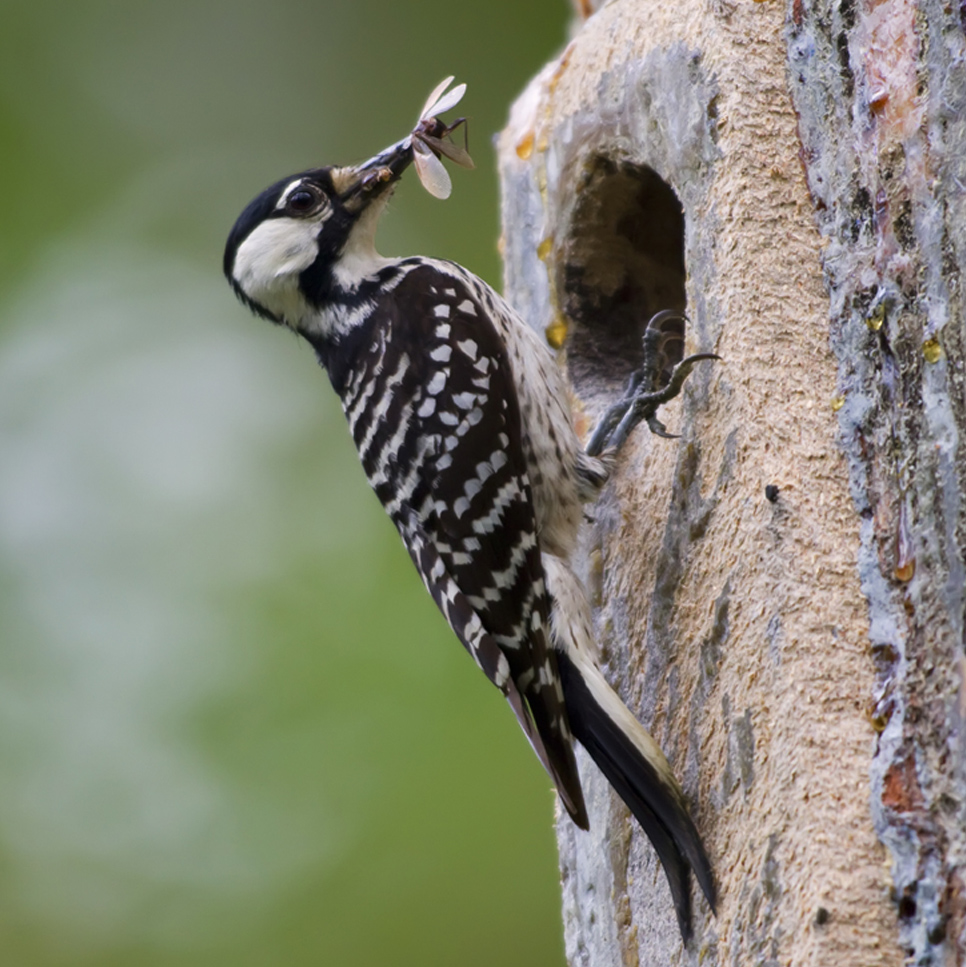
[224,79,716,941]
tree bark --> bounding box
[496,0,966,964]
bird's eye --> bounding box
[287,187,321,214]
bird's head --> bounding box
[223,140,413,330]
[224,77,471,332]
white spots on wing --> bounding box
[487,532,537,591]
[491,450,508,471]
[474,460,495,485]
[452,391,477,410]
[415,492,436,521]
[463,609,484,639]
[517,668,535,690]
[456,339,478,360]
[429,344,452,363]
[444,288,456,298]
[472,477,524,535]
[427,370,448,395]
[436,453,453,471]
[417,397,436,418]
[456,299,476,316]
[437,323,451,339]
[433,304,451,318]
[493,652,511,689]
[439,411,459,426]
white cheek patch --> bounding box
[231,216,326,325]
[233,216,320,292]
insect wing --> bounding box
[426,82,466,119]
[419,76,455,120]
[413,139,453,199]
[417,132,475,169]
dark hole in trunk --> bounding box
[560,158,687,408]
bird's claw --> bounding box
[584,313,719,458]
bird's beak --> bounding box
[336,136,414,212]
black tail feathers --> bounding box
[557,649,716,942]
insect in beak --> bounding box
[410,76,475,199]
[347,77,476,204]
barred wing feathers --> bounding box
[336,263,588,828]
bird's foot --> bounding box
[585,311,719,458]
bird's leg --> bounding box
[584,311,719,459]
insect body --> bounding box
[224,78,716,941]
[410,76,474,198]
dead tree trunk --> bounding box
[496,0,966,964]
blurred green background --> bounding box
[0,2,571,965]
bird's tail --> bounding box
[556,647,716,940]
[544,555,715,942]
